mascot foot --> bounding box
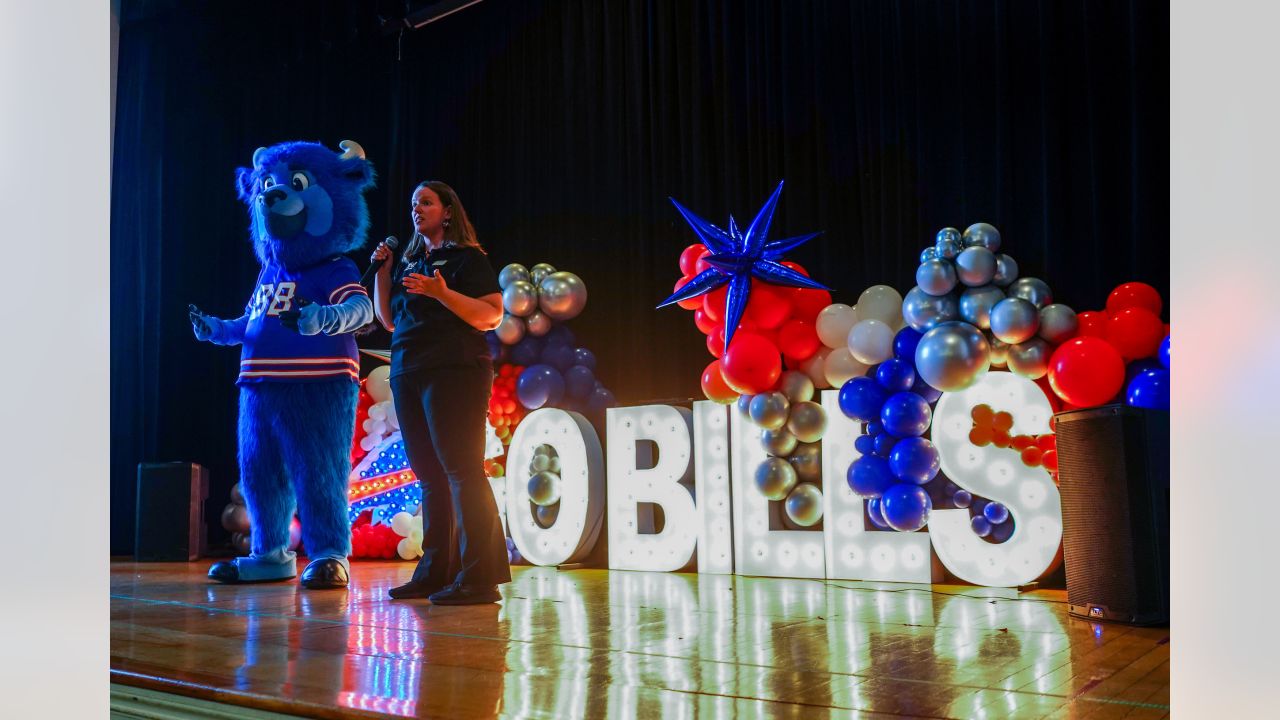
[207,560,295,584]
[300,558,349,589]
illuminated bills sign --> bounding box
[503,373,1062,587]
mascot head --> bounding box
[235,140,376,270]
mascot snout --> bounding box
[259,188,308,238]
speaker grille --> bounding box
[1055,405,1168,625]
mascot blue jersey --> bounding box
[238,256,367,384]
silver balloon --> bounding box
[993,254,1019,287]
[502,280,539,317]
[787,442,822,483]
[786,401,827,443]
[529,262,557,286]
[919,246,940,263]
[962,222,1002,252]
[498,263,530,289]
[230,481,244,505]
[530,454,552,473]
[914,321,991,392]
[988,334,1009,368]
[538,271,588,321]
[525,310,552,336]
[778,370,815,403]
[547,456,562,473]
[1007,337,1052,379]
[903,286,960,332]
[954,246,997,287]
[749,392,790,430]
[231,531,250,555]
[494,313,526,345]
[761,427,798,457]
[754,457,798,501]
[989,297,1041,344]
[1007,277,1053,309]
[534,444,555,456]
[916,259,958,297]
[535,502,559,528]
[958,285,1005,330]
[736,393,755,417]
[784,483,824,527]
[1037,304,1079,345]
[527,471,562,507]
[221,503,250,534]
[935,236,962,260]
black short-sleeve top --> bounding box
[389,243,500,378]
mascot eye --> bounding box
[262,176,277,190]
[291,172,310,191]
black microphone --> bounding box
[360,235,400,286]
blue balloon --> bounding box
[970,516,992,537]
[893,327,923,361]
[564,365,596,399]
[881,483,932,532]
[876,358,916,392]
[854,434,876,455]
[910,371,943,404]
[511,335,544,366]
[888,437,941,484]
[943,481,959,496]
[880,392,932,438]
[573,347,597,371]
[847,455,896,498]
[989,517,1015,542]
[586,386,616,414]
[1124,357,1162,386]
[1126,368,1170,410]
[953,489,972,508]
[873,433,897,457]
[838,376,888,422]
[543,324,576,349]
[867,421,884,436]
[983,501,1009,525]
[516,364,565,409]
[543,343,577,372]
[866,498,891,529]
[1159,336,1170,369]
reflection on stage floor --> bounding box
[110,561,1169,719]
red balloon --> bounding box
[672,275,703,310]
[700,359,738,404]
[1105,307,1165,359]
[720,331,782,394]
[706,329,726,358]
[1021,446,1044,467]
[1076,311,1109,338]
[776,319,821,365]
[693,308,722,336]
[679,243,710,277]
[1106,282,1163,317]
[743,282,793,329]
[780,261,809,277]
[791,288,832,323]
[702,285,728,322]
[1047,337,1126,408]
[1033,375,1063,412]
[1041,449,1059,472]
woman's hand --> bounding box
[403,270,448,299]
[370,240,395,273]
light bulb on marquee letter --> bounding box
[820,390,933,583]
[693,401,734,574]
[929,372,1063,586]
[606,405,698,571]
[506,408,605,567]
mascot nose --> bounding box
[262,187,288,209]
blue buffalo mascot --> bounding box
[190,140,375,589]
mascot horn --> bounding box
[190,139,375,589]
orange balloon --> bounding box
[700,359,739,404]
[1041,449,1058,472]
[971,404,994,425]
[993,411,1014,432]
[969,426,993,447]
[1021,446,1044,467]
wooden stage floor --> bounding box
[110,560,1169,719]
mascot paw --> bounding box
[300,558,349,589]
[189,304,215,341]
[207,561,242,583]
[279,301,323,335]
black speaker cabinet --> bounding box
[135,462,209,561]
[1055,404,1169,625]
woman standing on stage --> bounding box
[370,180,510,604]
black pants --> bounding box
[390,359,511,588]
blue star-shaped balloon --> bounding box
[658,180,829,348]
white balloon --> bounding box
[855,285,904,327]
[365,365,392,403]
[815,303,859,349]
[800,347,833,389]
[391,511,414,536]
[823,347,869,387]
[409,528,423,545]
[396,537,418,560]
[369,420,387,438]
[847,318,895,365]
[383,401,399,430]
[368,403,388,421]
[361,417,376,433]
[359,434,378,451]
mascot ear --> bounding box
[234,166,258,204]
[337,140,376,192]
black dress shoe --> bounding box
[388,579,447,600]
[207,561,241,584]
[427,582,501,605]
[300,558,349,589]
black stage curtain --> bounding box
[111,0,1169,553]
